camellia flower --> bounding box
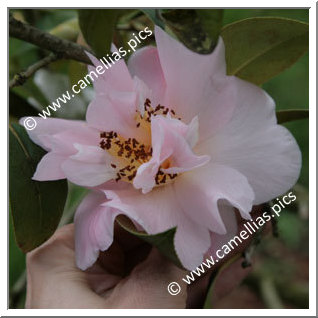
[20,27,301,270]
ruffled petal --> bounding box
[133,115,209,193]
[103,185,178,233]
[51,126,99,152]
[86,48,133,94]
[128,46,166,105]
[61,144,116,187]
[204,204,239,258]
[74,191,120,270]
[150,115,209,170]
[173,217,211,270]
[86,91,145,141]
[154,27,236,137]
[103,184,210,270]
[198,77,301,204]
[175,163,254,235]
[19,117,91,151]
[19,117,100,182]
[32,152,66,180]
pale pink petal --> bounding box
[197,77,301,204]
[19,118,100,182]
[154,27,236,137]
[204,204,239,258]
[19,117,89,151]
[35,126,99,157]
[32,152,66,180]
[86,91,145,141]
[61,144,116,187]
[132,76,153,113]
[103,185,210,270]
[74,191,120,270]
[132,160,159,194]
[152,116,210,172]
[174,218,211,270]
[196,76,237,141]
[103,185,178,233]
[175,163,254,235]
[133,115,209,193]
[128,46,166,105]
[86,49,133,94]
[52,126,99,152]
[185,116,200,148]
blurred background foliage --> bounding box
[9,8,309,309]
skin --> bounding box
[26,207,264,309]
[25,223,188,309]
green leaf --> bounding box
[9,123,67,253]
[162,9,223,54]
[78,9,119,57]
[12,79,49,112]
[9,208,25,289]
[9,90,39,118]
[276,109,309,124]
[142,9,165,29]
[60,182,89,225]
[196,9,224,50]
[221,17,309,85]
[116,215,182,268]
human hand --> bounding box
[25,223,187,309]
[26,205,263,309]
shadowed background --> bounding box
[9,8,309,309]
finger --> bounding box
[25,224,105,308]
[97,220,152,276]
[104,248,188,309]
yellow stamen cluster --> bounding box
[99,98,180,185]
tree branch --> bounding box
[9,53,59,88]
[9,15,92,65]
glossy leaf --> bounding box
[78,9,119,57]
[276,109,309,124]
[9,123,67,252]
[196,9,224,50]
[142,9,165,28]
[116,215,182,268]
[9,209,25,288]
[221,17,309,85]
[162,9,223,53]
[9,90,38,118]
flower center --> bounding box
[99,98,180,186]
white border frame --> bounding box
[3,1,316,316]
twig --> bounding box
[259,277,284,308]
[9,15,92,65]
[9,53,59,88]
